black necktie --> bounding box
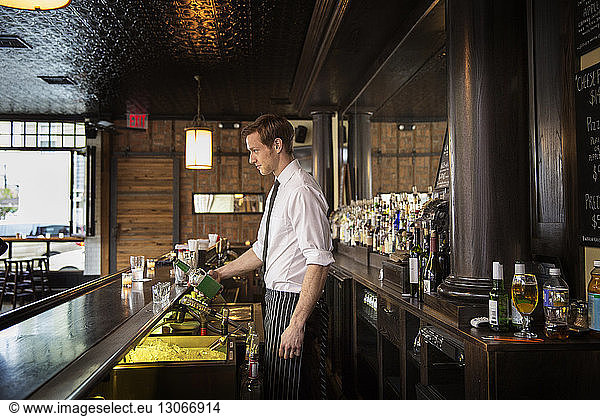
[262,179,280,275]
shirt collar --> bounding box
[274,159,300,187]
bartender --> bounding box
[209,114,334,399]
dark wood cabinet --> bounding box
[334,249,600,400]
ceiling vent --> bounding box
[38,76,75,85]
[0,36,31,49]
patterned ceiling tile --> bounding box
[0,0,315,118]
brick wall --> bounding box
[112,120,271,245]
[371,121,446,194]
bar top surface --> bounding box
[0,265,182,399]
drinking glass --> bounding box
[511,273,539,338]
[152,282,170,304]
[121,272,132,287]
[130,255,145,280]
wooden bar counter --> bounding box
[0,259,186,399]
[331,247,600,400]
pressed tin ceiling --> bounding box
[0,0,317,119]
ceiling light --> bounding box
[185,75,213,170]
[38,75,74,85]
[0,0,71,10]
[0,36,31,48]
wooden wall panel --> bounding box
[528,0,579,296]
[115,157,174,270]
[371,121,446,193]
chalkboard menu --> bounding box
[575,62,600,246]
[576,0,600,56]
[435,129,449,190]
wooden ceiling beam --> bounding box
[290,0,350,114]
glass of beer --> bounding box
[511,272,539,338]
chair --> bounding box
[1,259,35,309]
[30,256,50,299]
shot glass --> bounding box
[130,255,145,280]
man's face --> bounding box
[246,132,277,176]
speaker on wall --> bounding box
[295,125,308,143]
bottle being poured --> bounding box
[173,257,224,302]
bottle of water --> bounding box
[543,268,570,339]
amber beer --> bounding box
[512,276,538,315]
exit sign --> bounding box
[127,113,148,129]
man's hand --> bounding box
[208,268,222,283]
[278,323,304,359]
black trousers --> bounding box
[263,288,327,400]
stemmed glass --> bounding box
[511,273,539,338]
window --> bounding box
[0,120,86,149]
[0,120,89,237]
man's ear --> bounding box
[274,138,283,153]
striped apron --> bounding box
[263,288,327,400]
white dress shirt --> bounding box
[252,159,334,293]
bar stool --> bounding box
[30,256,50,299]
[1,259,35,309]
[0,258,7,310]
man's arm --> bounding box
[278,263,329,359]
[208,247,262,282]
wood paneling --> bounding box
[528,0,580,296]
[371,121,446,194]
[111,120,268,247]
[115,157,174,270]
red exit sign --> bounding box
[127,113,148,129]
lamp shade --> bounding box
[185,127,212,169]
[0,0,71,10]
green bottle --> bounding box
[174,258,223,299]
[489,261,509,331]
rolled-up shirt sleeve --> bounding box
[288,185,334,266]
[252,214,266,262]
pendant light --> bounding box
[0,0,71,10]
[185,75,213,170]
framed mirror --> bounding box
[193,193,265,214]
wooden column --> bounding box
[311,111,334,209]
[438,0,531,302]
[348,111,373,200]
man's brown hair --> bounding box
[241,114,294,154]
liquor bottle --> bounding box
[418,226,429,302]
[588,260,600,336]
[173,258,223,299]
[220,308,230,335]
[240,334,262,399]
[489,262,509,332]
[424,230,441,293]
[437,233,450,280]
[409,227,422,298]
[511,262,525,329]
[365,219,373,249]
[543,268,569,339]
[239,323,256,386]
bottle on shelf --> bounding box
[543,268,569,339]
[588,260,600,336]
[424,229,442,293]
[418,225,429,302]
[511,262,525,329]
[437,232,450,281]
[489,261,509,332]
[409,226,422,298]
